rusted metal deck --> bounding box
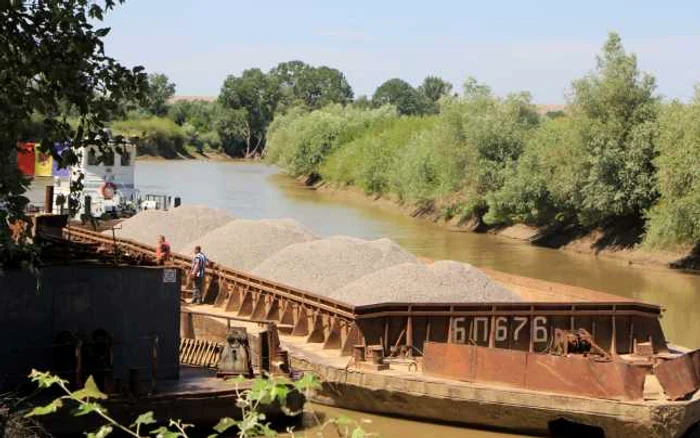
[63,226,700,437]
[65,226,665,358]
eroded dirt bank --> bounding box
[306,179,699,273]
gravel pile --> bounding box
[107,205,234,251]
[178,218,318,272]
[252,236,420,295]
[327,260,521,306]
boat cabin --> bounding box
[53,142,138,218]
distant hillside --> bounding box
[168,95,217,103]
[536,104,566,115]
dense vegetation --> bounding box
[2,0,148,269]
[7,14,698,252]
[267,34,700,249]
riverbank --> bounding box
[308,179,699,273]
[136,149,246,162]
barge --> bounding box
[65,226,700,438]
[1,220,304,436]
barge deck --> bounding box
[65,226,700,438]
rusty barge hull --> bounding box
[65,226,700,438]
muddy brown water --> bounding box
[28,160,700,437]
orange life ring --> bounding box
[100,182,117,200]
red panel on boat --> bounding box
[655,352,700,400]
[423,342,646,400]
[17,142,35,176]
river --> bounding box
[28,160,700,437]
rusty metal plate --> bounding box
[655,353,700,400]
[423,342,477,381]
[474,346,526,388]
[525,354,645,401]
[526,354,607,399]
[422,342,447,376]
[424,342,644,400]
[690,349,700,383]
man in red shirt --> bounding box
[155,235,171,264]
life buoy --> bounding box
[100,182,117,200]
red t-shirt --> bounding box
[156,241,171,261]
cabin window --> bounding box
[87,149,98,165]
[101,150,115,166]
[120,151,131,167]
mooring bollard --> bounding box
[44,185,54,213]
[353,345,366,363]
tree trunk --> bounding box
[248,134,264,159]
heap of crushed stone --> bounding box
[251,236,419,295]
[178,218,318,272]
[105,205,234,251]
[327,260,522,306]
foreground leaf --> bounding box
[132,411,157,428]
[86,425,113,438]
[213,417,236,433]
[25,398,63,417]
[72,376,108,400]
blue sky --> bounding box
[103,0,700,103]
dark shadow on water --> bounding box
[528,216,645,254]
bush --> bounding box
[485,117,587,226]
[321,116,437,194]
[110,117,188,158]
[265,104,396,177]
[645,97,700,247]
[390,85,539,219]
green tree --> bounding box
[485,117,587,225]
[418,76,453,113]
[353,95,372,109]
[270,61,353,111]
[569,32,659,226]
[372,78,429,115]
[1,0,147,270]
[645,91,700,247]
[269,60,308,109]
[145,73,176,116]
[219,68,280,157]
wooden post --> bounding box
[74,339,83,389]
[383,318,389,353]
[406,315,413,357]
[44,185,54,213]
[611,307,618,355]
[182,312,195,339]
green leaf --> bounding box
[73,376,108,400]
[150,426,181,438]
[213,417,236,433]
[29,369,68,388]
[293,373,321,392]
[131,411,156,428]
[74,401,103,417]
[86,425,113,438]
[25,398,63,417]
[351,427,367,438]
[334,415,354,426]
[270,384,289,402]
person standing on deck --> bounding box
[155,235,171,264]
[189,245,207,305]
